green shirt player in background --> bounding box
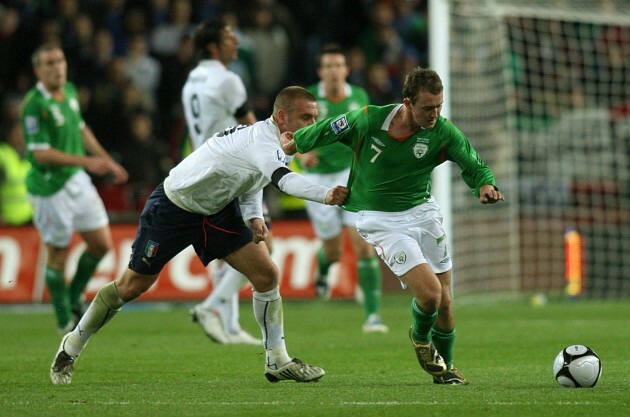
[283,67,504,385]
[21,43,128,333]
[297,43,388,333]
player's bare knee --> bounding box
[323,246,342,263]
[86,245,110,259]
[355,242,375,259]
[115,270,157,301]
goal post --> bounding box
[432,0,630,298]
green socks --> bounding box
[431,326,455,370]
[45,266,71,328]
[358,256,382,318]
[69,251,102,309]
[411,298,438,343]
[45,251,102,329]
[316,246,332,280]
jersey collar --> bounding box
[317,81,351,99]
[36,82,53,100]
[381,104,404,131]
[200,59,227,70]
[267,116,282,141]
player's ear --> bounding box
[275,108,287,131]
[403,97,412,107]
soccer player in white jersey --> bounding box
[182,18,260,345]
[50,86,348,385]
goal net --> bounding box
[442,0,630,298]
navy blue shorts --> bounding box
[128,183,253,275]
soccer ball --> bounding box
[553,345,602,388]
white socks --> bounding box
[64,281,125,358]
[201,262,249,334]
[253,286,291,368]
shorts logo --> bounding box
[25,116,39,134]
[330,115,349,134]
[145,240,159,258]
[371,136,385,147]
[394,251,407,264]
[440,257,451,264]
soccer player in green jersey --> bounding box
[282,67,505,385]
[296,43,388,333]
[21,43,128,333]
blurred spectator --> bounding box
[120,108,170,211]
[346,46,368,88]
[365,62,398,105]
[150,0,170,27]
[150,0,195,60]
[0,6,24,94]
[88,58,154,157]
[241,2,291,116]
[65,13,96,87]
[224,10,256,89]
[89,27,116,85]
[393,0,428,66]
[123,34,162,103]
[157,33,194,161]
[0,121,32,226]
[88,0,128,55]
[122,3,150,40]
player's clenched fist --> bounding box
[325,186,349,206]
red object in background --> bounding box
[0,221,358,303]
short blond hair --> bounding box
[31,42,63,67]
[272,86,316,116]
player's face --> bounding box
[317,53,349,87]
[408,91,443,129]
[217,26,239,64]
[285,99,319,132]
[35,48,67,92]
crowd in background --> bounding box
[0,0,428,222]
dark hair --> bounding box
[192,18,227,59]
[403,67,443,101]
[317,43,346,67]
[273,86,316,116]
[31,42,63,66]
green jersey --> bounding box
[293,104,497,212]
[300,82,369,174]
[21,82,85,196]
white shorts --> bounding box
[304,169,358,240]
[356,198,452,279]
[29,171,109,247]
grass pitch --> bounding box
[1,293,628,417]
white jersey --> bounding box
[182,60,248,149]
[164,118,329,222]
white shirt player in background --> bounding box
[182,18,259,345]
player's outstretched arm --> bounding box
[271,166,343,205]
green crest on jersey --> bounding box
[413,143,428,159]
